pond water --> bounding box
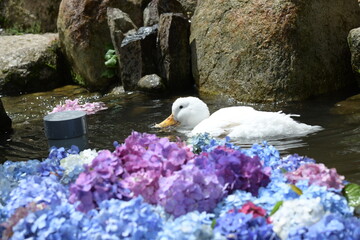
[1,85,360,184]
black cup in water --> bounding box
[43,110,88,150]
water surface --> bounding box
[1,85,359,184]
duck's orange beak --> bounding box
[155,114,179,128]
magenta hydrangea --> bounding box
[50,99,107,115]
[285,163,345,190]
[193,146,270,196]
[114,131,195,204]
[69,150,131,212]
[157,164,224,217]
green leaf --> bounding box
[270,201,283,216]
[105,49,116,60]
[105,56,117,67]
[211,219,216,229]
[288,184,303,195]
[343,183,360,208]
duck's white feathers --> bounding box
[190,106,322,139]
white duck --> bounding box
[155,96,322,140]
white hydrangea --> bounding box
[270,197,327,239]
[60,149,98,174]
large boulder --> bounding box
[0,0,61,33]
[119,25,158,90]
[0,33,69,95]
[57,0,147,91]
[348,28,360,88]
[143,0,186,26]
[157,13,192,91]
[190,0,360,102]
[0,98,11,134]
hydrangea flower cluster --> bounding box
[270,198,327,239]
[0,160,41,204]
[10,202,89,240]
[1,202,47,240]
[193,146,270,196]
[157,164,224,217]
[188,133,240,154]
[285,163,345,189]
[49,98,107,115]
[213,211,278,240]
[5,175,68,216]
[60,149,98,185]
[1,132,359,240]
[81,197,163,240]
[157,211,219,240]
[69,150,131,212]
[115,131,194,204]
[287,213,360,239]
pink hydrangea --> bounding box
[285,163,345,189]
[50,99,107,115]
[114,132,195,204]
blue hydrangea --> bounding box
[5,175,68,216]
[300,184,354,216]
[243,142,281,169]
[11,202,88,240]
[187,133,240,154]
[288,213,360,239]
[157,211,219,240]
[80,197,163,240]
[213,211,279,240]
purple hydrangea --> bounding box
[69,150,131,212]
[213,211,279,240]
[288,213,360,239]
[193,146,270,196]
[157,164,224,217]
[114,131,194,204]
[285,163,345,190]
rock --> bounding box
[0,98,11,133]
[348,28,360,88]
[143,0,186,26]
[119,25,158,90]
[157,13,192,92]
[0,33,69,95]
[0,0,61,33]
[190,0,360,102]
[176,0,197,18]
[137,74,166,93]
[57,0,145,91]
[107,7,138,81]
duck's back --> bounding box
[190,106,322,139]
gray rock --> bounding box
[107,7,138,82]
[119,25,158,90]
[190,0,360,102]
[57,0,145,91]
[143,0,186,26]
[137,74,166,93]
[348,28,360,88]
[158,13,192,92]
[0,98,11,133]
[0,33,67,95]
[0,0,61,33]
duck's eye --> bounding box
[179,105,183,109]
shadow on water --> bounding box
[1,85,359,184]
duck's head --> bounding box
[155,97,210,129]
